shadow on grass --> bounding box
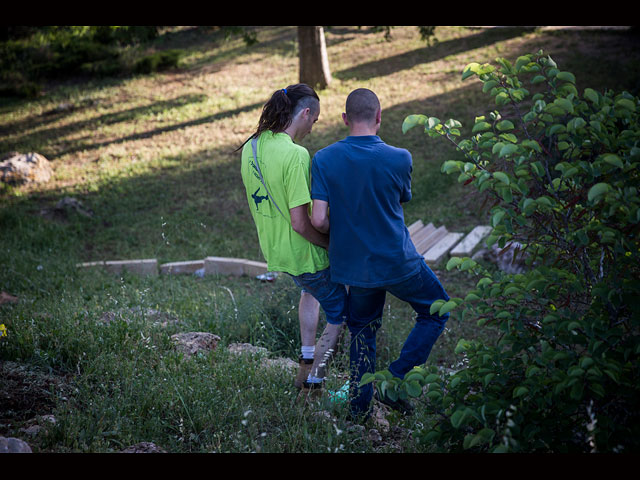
[335,27,537,81]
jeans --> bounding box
[347,260,449,418]
[289,268,348,325]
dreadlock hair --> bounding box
[236,83,319,151]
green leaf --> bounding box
[429,299,446,315]
[556,71,576,83]
[554,97,574,114]
[587,182,611,202]
[402,114,427,134]
[450,409,468,429]
[584,88,599,104]
[602,154,624,169]
[406,380,422,397]
[462,63,480,80]
[472,121,492,133]
[492,210,505,227]
[515,55,531,71]
[427,117,441,129]
[615,98,636,112]
[493,171,510,184]
[438,300,458,316]
[446,257,463,271]
[513,386,529,398]
[496,120,515,131]
[499,144,518,158]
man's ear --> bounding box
[342,112,349,126]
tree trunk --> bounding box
[297,26,331,90]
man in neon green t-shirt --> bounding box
[239,84,347,394]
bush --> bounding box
[363,50,640,452]
[133,49,183,75]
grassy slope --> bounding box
[1,26,639,452]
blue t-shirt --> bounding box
[311,135,423,287]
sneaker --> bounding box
[374,389,414,415]
[297,380,323,402]
[294,357,314,390]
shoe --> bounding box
[294,357,314,390]
[297,380,323,402]
[374,389,414,415]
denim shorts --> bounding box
[289,268,348,325]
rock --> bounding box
[99,307,180,328]
[227,342,297,372]
[121,442,166,453]
[262,356,298,372]
[171,332,221,358]
[40,197,94,220]
[227,342,269,357]
[472,241,528,274]
[0,291,18,305]
[0,152,53,185]
[0,436,32,453]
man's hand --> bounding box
[290,203,329,249]
[311,199,330,234]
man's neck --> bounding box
[348,126,378,136]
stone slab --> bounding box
[411,223,436,246]
[204,257,268,277]
[160,260,205,275]
[76,261,106,269]
[424,232,464,264]
[104,259,158,276]
[450,225,493,256]
[415,225,448,254]
[204,257,246,276]
[242,260,269,276]
[407,220,424,236]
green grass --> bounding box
[2,26,640,452]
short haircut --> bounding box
[345,88,380,124]
[293,94,319,118]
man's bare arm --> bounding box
[290,204,329,249]
[311,199,330,234]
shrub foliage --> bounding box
[363,50,640,452]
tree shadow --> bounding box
[1,94,209,153]
[335,27,536,81]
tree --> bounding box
[363,50,640,452]
[297,26,332,90]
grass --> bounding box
[1,25,639,452]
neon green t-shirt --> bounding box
[241,131,329,276]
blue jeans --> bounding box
[289,268,348,325]
[347,260,449,418]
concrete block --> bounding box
[242,260,269,276]
[450,225,493,256]
[104,259,158,276]
[411,223,436,245]
[415,225,447,254]
[160,260,205,275]
[407,220,424,236]
[424,232,464,264]
[204,257,247,276]
[76,261,106,269]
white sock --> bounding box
[301,345,315,360]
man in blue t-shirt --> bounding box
[311,88,450,421]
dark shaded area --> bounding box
[335,27,536,81]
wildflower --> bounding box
[0,324,6,337]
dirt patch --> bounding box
[0,360,72,436]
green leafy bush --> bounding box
[133,49,183,75]
[365,50,639,452]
